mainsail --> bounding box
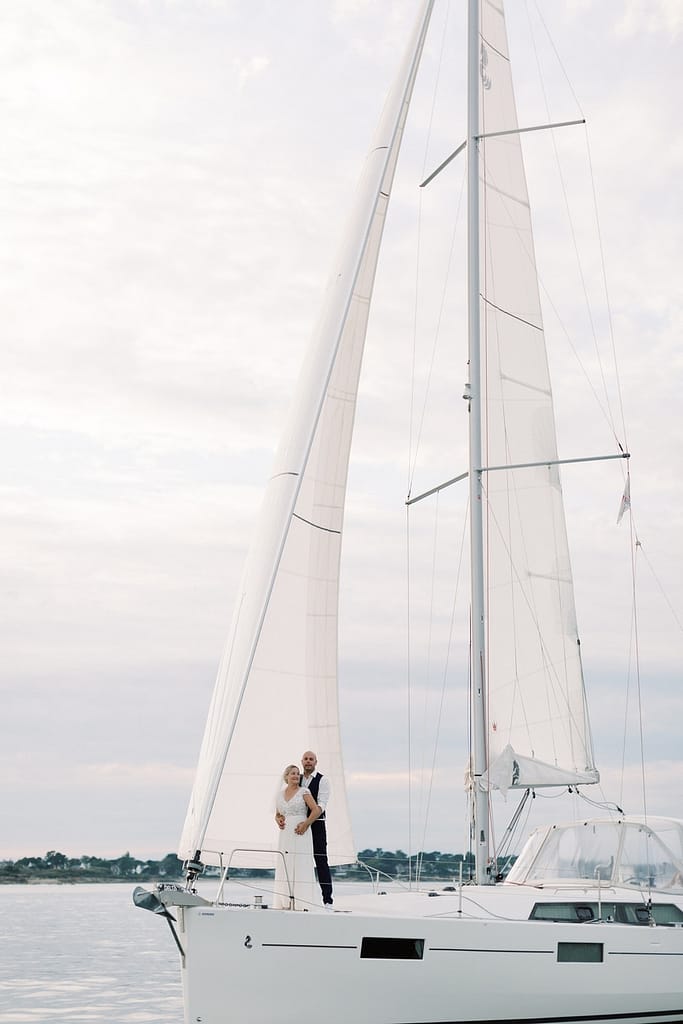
[478,0,598,792]
[179,2,436,868]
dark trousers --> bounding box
[311,819,333,904]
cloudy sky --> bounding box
[2,0,681,863]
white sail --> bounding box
[136,11,683,1024]
[179,1,435,868]
[478,1,598,792]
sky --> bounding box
[1,0,682,863]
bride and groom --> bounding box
[274,751,333,910]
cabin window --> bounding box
[620,902,683,926]
[360,937,424,960]
[557,942,603,963]
[530,901,683,926]
[530,903,595,923]
[653,903,683,926]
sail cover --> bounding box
[179,2,435,868]
[478,0,598,792]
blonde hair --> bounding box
[282,764,300,782]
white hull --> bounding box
[174,888,683,1024]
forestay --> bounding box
[179,2,436,868]
[478,1,598,793]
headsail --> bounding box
[179,1,436,868]
[478,1,598,792]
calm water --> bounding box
[0,882,183,1024]
[0,878,379,1023]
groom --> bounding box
[300,750,333,906]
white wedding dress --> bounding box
[273,787,317,910]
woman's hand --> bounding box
[294,821,309,835]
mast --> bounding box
[466,0,491,884]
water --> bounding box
[0,878,381,1022]
[0,883,182,1024]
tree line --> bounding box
[1,848,502,883]
[0,851,183,882]
[352,849,478,881]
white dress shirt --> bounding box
[301,770,330,811]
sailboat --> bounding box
[135,2,683,1021]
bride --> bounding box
[273,764,322,910]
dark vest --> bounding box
[302,772,326,819]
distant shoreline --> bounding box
[0,875,183,885]
[1,848,482,885]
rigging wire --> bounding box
[619,507,638,810]
[415,493,443,881]
[529,0,629,451]
[408,0,453,495]
[416,499,470,882]
[473,141,627,739]
[406,1,452,884]
[526,7,677,882]
[404,2,677,880]
[408,169,466,495]
[405,499,413,885]
[405,0,451,887]
[405,2,470,879]
[627,495,649,825]
[472,2,623,456]
[636,537,683,634]
[406,0,451,887]
[478,475,592,746]
[573,788,625,817]
[495,789,534,869]
[482,9,660,857]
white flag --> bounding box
[616,477,631,525]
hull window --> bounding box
[360,937,425,960]
[558,943,603,963]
